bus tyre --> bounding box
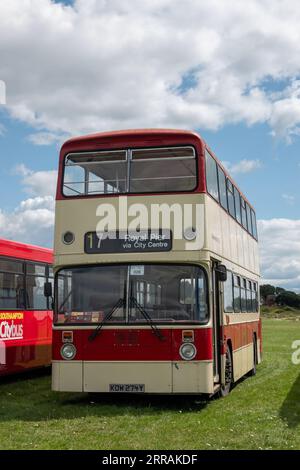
[248,338,257,377]
[219,347,233,398]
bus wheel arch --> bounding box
[219,341,233,398]
[248,333,258,377]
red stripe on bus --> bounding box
[52,327,214,361]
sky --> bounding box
[0,0,299,290]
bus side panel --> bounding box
[0,310,52,376]
[223,317,259,382]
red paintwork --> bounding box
[55,128,254,209]
[53,327,213,361]
[222,320,261,355]
[0,239,53,376]
[0,238,52,263]
[53,321,259,363]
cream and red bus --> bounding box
[49,129,261,397]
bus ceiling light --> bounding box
[61,343,76,360]
[62,231,75,245]
[183,227,197,241]
[179,342,197,361]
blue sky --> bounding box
[0,0,300,290]
[0,108,298,220]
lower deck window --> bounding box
[55,264,208,324]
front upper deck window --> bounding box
[64,150,128,196]
[62,146,197,196]
[130,147,196,193]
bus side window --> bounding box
[251,209,258,239]
[241,198,248,230]
[26,263,48,310]
[253,282,259,312]
[241,278,247,312]
[246,203,253,236]
[233,275,241,312]
[223,271,233,312]
[247,280,252,312]
[234,186,241,224]
[0,258,25,309]
[205,151,219,202]
[217,166,228,211]
[227,179,235,218]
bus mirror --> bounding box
[44,281,53,298]
[216,264,227,282]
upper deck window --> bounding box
[63,146,197,196]
[205,151,219,201]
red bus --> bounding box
[51,129,261,396]
[0,238,53,376]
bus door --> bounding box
[212,260,223,383]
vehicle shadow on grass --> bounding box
[0,370,209,422]
[280,371,300,428]
[0,367,51,385]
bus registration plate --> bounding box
[109,384,145,393]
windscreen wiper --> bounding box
[130,296,165,341]
[58,289,72,314]
[88,297,125,342]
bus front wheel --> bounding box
[219,347,233,398]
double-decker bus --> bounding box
[0,238,53,376]
[50,129,261,396]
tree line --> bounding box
[260,284,300,309]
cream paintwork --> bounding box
[52,361,83,392]
[54,193,259,278]
[232,343,255,381]
[172,360,214,394]
[53,191,260,393]
[52,360,215,394]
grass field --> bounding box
[0,318,300,450]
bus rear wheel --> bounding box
[219,347,233,398]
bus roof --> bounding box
[61,128,199,148]
[0,238,53,263]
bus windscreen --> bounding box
[55,264,208,325]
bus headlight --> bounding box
[179,343,197,361]
[61,343,76,360]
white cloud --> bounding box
[0,197,54,247]
[14,164,57,197]
[258,218,300,291]
[27,132,68,146]
[1,1,300,141]
[222,159,261,175]
[0,167,56,246]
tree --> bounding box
[276,291,300,309]
[260,284,276,302]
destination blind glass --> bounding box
[84,230,172,253]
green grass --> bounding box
[1,318,300,450]
[261,305,300,319]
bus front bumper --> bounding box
[52,360,214,394]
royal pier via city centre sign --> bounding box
[85,230,172,253]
